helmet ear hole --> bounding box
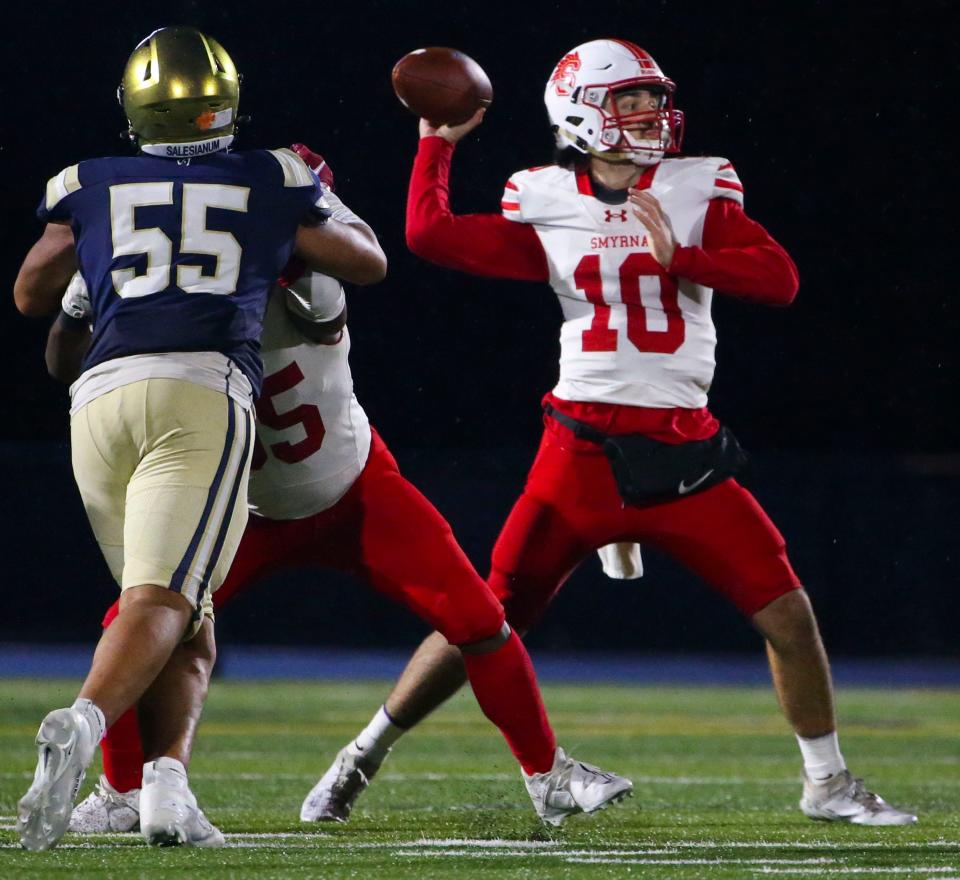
[565,116,584,126]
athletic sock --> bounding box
[151,756,187,777]
[347,705,406,764]
[100,706,146,794]
[462,629,556,776]
[796,731,846,781]
[71,698,106,745]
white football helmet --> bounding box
[545,39,684,167]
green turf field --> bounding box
[1,679,957,878]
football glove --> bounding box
[61,273,92,321]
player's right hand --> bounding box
[420,108,486,145]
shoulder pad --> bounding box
[501,165,576,224]
[44,164,82,211]
[656,156,744,206]
[711,159,744,205]
[267,148,319,187]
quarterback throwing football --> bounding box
[310,39,917,826]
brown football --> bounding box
[392,47,493,126]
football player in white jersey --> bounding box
[309,39,917,826]
[56,147,633,835]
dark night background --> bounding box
[1,1,956,660]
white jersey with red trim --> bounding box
[502,157,743,408]
[247,287,371,520]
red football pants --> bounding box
[488,429,801,631]
[99,431,556,783]
[104,431,506,644]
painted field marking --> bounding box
[566,862,957,874]
[227,836,960,851]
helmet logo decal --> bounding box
[195,110,217,130]
[194,107,234,131]
[550,51,582,96]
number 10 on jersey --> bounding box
[576,252,685,354]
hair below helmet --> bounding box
[545,39,684,167]
[120,26,240,150]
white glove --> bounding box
[597,543,644,580]
[61,272,92,321]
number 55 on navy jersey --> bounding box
[38,147,324,394]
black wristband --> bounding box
[58,309,90,329]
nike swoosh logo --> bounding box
[678,469,714,495]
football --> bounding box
[391,47,493,126]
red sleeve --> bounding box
[405,137,549,282]
[667,198,799,306]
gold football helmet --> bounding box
[119,26,240,146]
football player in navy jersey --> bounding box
[12,26,385,851]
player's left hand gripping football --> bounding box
[628,189,678,269]
[420,108,486,145]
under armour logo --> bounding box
[604,209,628,223]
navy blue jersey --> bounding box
[38,148,324,394]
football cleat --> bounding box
[69,776,140,833]
[17,707,97,851]
[800,770,918,825]
[300,746,385,822]
[140,758,224,847]
[522,747,633,827]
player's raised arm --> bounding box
[405,113,549,282]
[14,223,77,317]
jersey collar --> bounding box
[576,163,659,201]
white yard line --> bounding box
[566,861,957,874]
[0,830,958,876]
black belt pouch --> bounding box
[544,403,748,507]
[601,426,748,506]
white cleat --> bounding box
[522,746,633,827]
[800,770,918,825]
[140,758,224,847]
[300,746,385,822]
[69,775,140,833]
[17,707,97,851]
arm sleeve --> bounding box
[667,198,799,306]
[405,137,549,282]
